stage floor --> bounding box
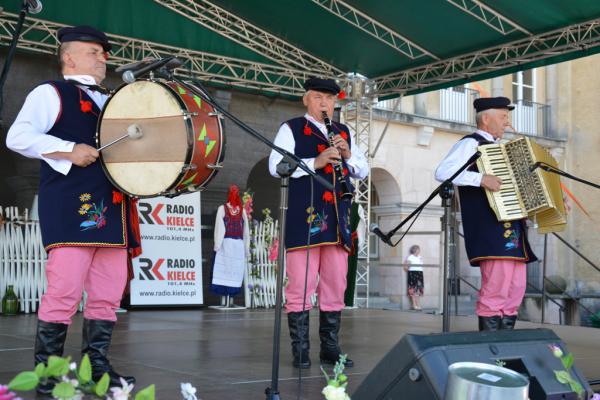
[1,309,600,399]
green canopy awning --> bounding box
[2,0,600,97]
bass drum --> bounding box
[96,79,225,198]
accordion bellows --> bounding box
[476,137,567,233]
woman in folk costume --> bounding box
[210,185,250,304]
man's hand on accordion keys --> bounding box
[481,174,502,192]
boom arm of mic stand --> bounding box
[384,151,481,246]
[536,162,600,190]
[165,73,334,192]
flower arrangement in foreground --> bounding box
[321,355,350,400]
[5,355,199,400]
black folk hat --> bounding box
[303,77,341,95]
[473,96,515,113]
[57,25,112,52]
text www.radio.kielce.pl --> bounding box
[140,234,196,242]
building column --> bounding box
[545,65,558,138]
[414,93,428,116]
[491,77,504,97]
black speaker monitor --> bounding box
[353,329,591,400]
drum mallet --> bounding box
[98,124,143,151]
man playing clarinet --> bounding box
[269,78,368,369]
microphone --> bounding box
[370,223,392,246]
[122,57,181,83]
[115,58,157,73]
[529,162,541,172]
[23,0,42,14]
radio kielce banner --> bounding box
[130,192,203,305]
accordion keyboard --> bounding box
[477,145,525,220]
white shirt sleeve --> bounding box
[268,122,316,179]
[434,137,483,187]
[344,126,369,180]
[6,84,76,175]
[213,205,226,252]
[268,121,369,180]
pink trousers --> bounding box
[38,247,128,324]
[476,259,526,317]
[284,245,348,313]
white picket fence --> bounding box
[1,205,287,311]
[244,218,281,308]
[0,207,47,314]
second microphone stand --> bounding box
[379,151,481,333]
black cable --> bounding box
[296,175,314,399]
[389,206,424,246]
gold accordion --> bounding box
[476,137,567,233]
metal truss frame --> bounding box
[310,0,438,60]
[0,12,310,97]
[447,0,531,35]
[153,0,342,76]
[341,76,373,308]
[374,18,600,97]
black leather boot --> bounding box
[82,319,135,387]
[34,320,68,395]
[500,315,517,330]
[287,311,311,369]
[319,311,353,367]
[478,315,502,331]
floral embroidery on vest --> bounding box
[306,206,328,235]
[78,193,107,230]
[503,221,520,250]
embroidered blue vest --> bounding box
[37,80,128,251]
[284,117,354,252]
[457,133,537,266]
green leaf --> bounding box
[8,371,39,391]
[46,355,70,377]
[569,380,584,396]
[78,354,92,383]
[95,373,110,397]
[339,374,348,383]
[561,353,574,370]
[34,362,45,378]
[554,370,571,384]
[52,382,76,399]
[135,384,156,400]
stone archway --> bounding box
[245,157,279,219]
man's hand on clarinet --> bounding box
[331,134,351,159]
[314,147,341,170]
[481,174,502,192]
[69,143,99,167]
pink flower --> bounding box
[548,344,563,358]
[0,385,21,400]
[268,239,279,262]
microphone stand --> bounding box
[0,1,31,123]
[377,151,481,333]
[151,69,334,400]
[531,162,600,190]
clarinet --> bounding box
[322,111,353,200]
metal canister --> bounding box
[444,362,529,400]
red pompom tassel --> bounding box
[338,90,346,100]
[303,124,312,135]
[112,190,124,204]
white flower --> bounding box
[60,375,78,386]
[181,382,198,400]
[71,390,84,400]
[109,377,135,400]
[69,362,77,371]
[322,385,350,400]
